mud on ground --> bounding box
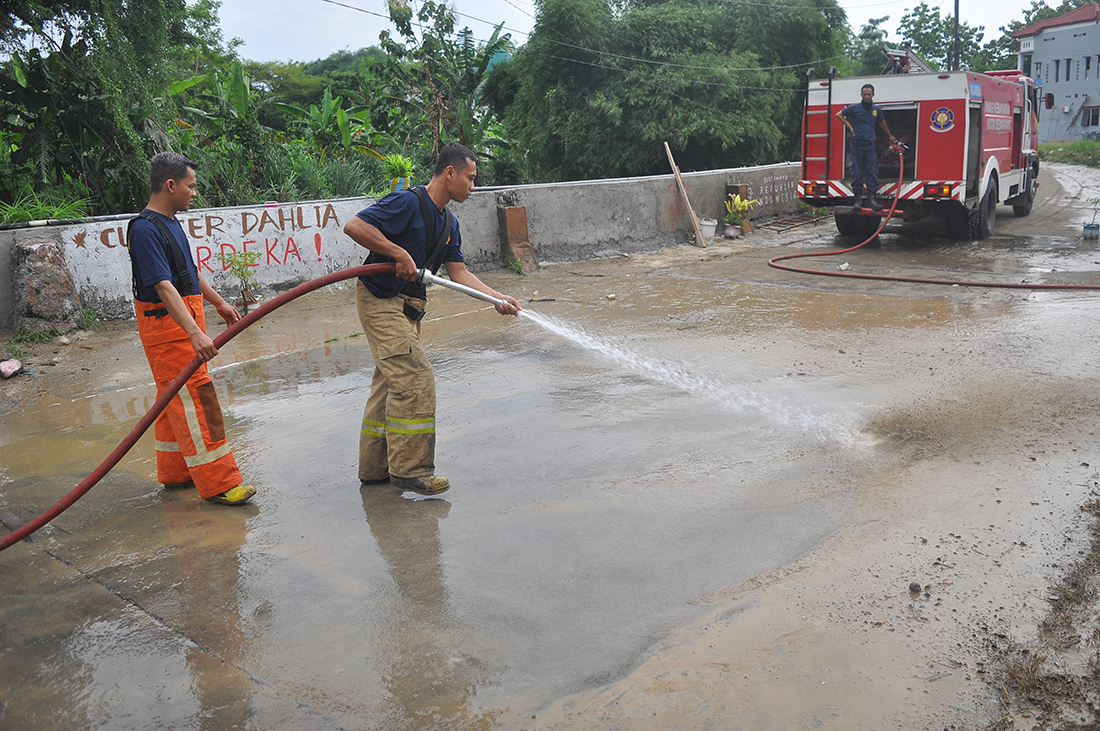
[4,164,1100,730]
[528,162,1100,731]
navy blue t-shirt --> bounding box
[356,187,464,300]
[840,102,884,142]
[129,210,201,303]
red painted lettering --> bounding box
[284,236,302,264]
[196,246,214,274]
[219,243,237,271]
[266,237,280,265]
[242,240,259,266]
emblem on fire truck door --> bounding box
[930,107,955,132]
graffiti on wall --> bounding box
[73,203,343,272]
[752,172,799,210]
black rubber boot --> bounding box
[867,196,882,211]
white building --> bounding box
[1013,2,1100,142]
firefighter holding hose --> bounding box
[836,83,897,211]
[344,142,521,497]
[128,152,255,506]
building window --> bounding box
[1035,61,1042,80]
[1087,56,1093,80]
[1055,59,1060,82]
[1083,106,1099,127]
[1067,58,1073,80]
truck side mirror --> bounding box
[1045,92,1054,109]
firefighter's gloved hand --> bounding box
[888,139,907,156]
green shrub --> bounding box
[1038,141,1100,168]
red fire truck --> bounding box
[797,68,1040,240]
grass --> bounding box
[80,307,100,330]
[0,190,91,224]
[4,341,24,360]
[510,259,526,275]
[11,326,60,343]
[1038,140,1100,168]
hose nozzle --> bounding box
[417,268,509,308]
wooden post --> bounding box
[664,142,706,247]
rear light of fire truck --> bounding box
[804,182,829,196]
[924,183,953,198]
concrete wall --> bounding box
[0,162,801,328]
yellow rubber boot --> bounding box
[205,484,256,505]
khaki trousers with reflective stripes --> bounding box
[356,282,436,482]
[136,296,244,499]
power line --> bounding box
[319,0,845,75]
[521,46,806,93]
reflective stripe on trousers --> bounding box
[136,296,243,498]
[356,282,437,482]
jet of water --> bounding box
[519,309,859,445]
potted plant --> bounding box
[219,250,261,315]
[725,193,761,234]
[383,153,416,192]
[1086,197,1099,240]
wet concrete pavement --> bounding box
[3,163,1100,729]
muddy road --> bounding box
[2,163,1099,730]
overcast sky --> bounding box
[217,0,1031,65]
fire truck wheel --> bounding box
[975,179,998,240]
[834,212,859,236]
[1013,176,1037,217]
[945,208,970,240]
[856,216,882,242]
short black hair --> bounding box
[150,151,197,194]
[434,142,476,177]
[861,83,875,94]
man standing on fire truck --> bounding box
[837,83,896,211]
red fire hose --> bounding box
[769,150,1100,291]
[0,263,397,552]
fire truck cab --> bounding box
[798,69,1040,240]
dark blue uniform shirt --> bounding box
[129,210,201,303]
[356,187,464,300]
[840,102,884,142]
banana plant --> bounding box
[275,88,388,162]
[178,61,258,131]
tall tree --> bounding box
[0,0,237,213]
[843,17,892,76]
[493,0,846,181]
[380,0,513,158]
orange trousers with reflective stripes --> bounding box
[136,296,243,499]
